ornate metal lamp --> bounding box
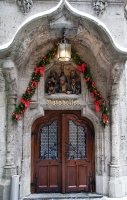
[58,29,71,62]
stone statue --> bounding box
[46,68,81,95]
[68,69,81,95]
[46,79,55,94]
[70,78,81,95]
[59,75,69,93]
[46,69,59,94]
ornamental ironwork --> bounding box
[40,120,58,159]
[68,119,86,160]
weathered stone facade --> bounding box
[0,0,127,199]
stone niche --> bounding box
[44,62,84,110]
[45,62,81,95]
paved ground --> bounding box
[22,193,127,200]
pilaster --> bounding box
[109,63,125,198]
[0,59,18,200]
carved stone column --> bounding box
[3,59,18,172]
[0,59,18,200]
[109,63,125,197]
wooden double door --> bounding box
[31,111,95,193]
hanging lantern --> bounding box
[58,32,71,62]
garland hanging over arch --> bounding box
[12,41,109,127]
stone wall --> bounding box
[0,1,126,46]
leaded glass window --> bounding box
[40,120,58,159]
[68,119,86,159]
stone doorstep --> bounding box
[22,193,104,200]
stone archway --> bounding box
[0,1,127,200]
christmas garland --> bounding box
[12,41,109,127]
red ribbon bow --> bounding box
[34,66,44,76]
[76,63,86,73]
[13,113,20,120]
[20,98,30,109]
[94,100,101,112]
[30,80,38,88]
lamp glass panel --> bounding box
[65,43,71,59]
[59,43,65,57]
[58,43,71,61]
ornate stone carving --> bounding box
[93,0,108,15]
[45,68,81,95]
[17,0,33,14]
[124,4,127,19]
[3,59,18,95]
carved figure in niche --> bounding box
[45,68,81,94]
[69,78,81,95]
[68,69,81,95]
[59,75,70,93]
[46,79,55,94]
[46,69,59,94]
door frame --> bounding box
[31,110,95,193]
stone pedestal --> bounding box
[109,164,124,197]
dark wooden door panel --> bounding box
[68,165,77,187]
[49,165,59,187]
[38,166,48,188]
[31,111,94,194]
[78,165,87,186]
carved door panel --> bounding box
[32,113,62,193]
[31,111,95,193]
[62,114,94,193]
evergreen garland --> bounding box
[12,41,109,127]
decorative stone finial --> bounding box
[17,0,33,14]
[93,0,108,15]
